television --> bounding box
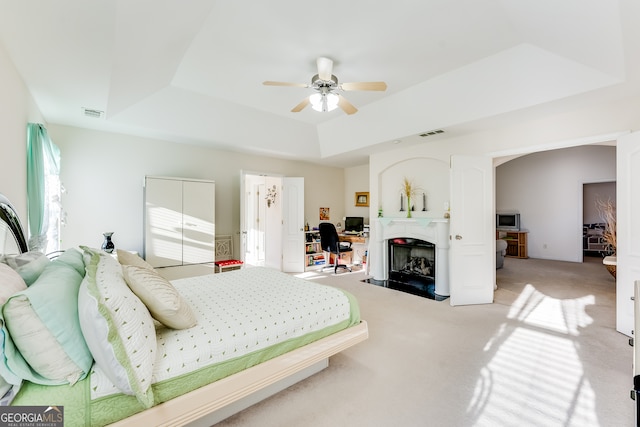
[344,216,364,233]
[496,213,520,230]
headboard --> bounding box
[0,193,28,254]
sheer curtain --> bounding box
[26,123,61,254]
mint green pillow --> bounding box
[53,248,85,276]
[0,249,92,385]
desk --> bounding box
[337,234,368,265]
[338,234,366,244]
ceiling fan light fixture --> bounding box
[310,92,339,112]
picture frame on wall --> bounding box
[319,207,330,220]
[355,192,369,207]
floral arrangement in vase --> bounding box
[596,197,616,277]
[402,177,419,218]
[596,197,616,255]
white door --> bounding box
[182,180,215,265]
[282,177,305,272]
[449,155,495,305]
[264,176,283,269]
[240,173,266,266]
[616,132,640,337]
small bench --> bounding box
[214,235,243,273]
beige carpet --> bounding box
[209,257,631,427]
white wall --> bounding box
[378,157,449,219]
[496,145,616,261]
[343,164,370,226]
[368,94,640,277]
[48,125,345,257]
[0,41,44,222]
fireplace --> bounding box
[387,238,438,299]
[368,218,450,298]
[389,238,435,283]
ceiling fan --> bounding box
[263,57,387,115]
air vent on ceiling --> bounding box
[419,129,444,137]
[82,108,104,119]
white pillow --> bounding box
[116,250,154,271]
[78,247,156,408]
[4,296,83,384]
[0,251,49,286]
[0,264,27,305]
[122,265,197,330]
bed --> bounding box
[0,194,368,426]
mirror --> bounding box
[0,193,28,254]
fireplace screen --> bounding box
[388,238,435,283]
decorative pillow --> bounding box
[122,265,197,330]
[0,264,27,305]
[78,247,156,408]
[53,248,85,276]
[0,251,49,286]
[1,248,92,385]
[116,249,154,271]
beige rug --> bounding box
[212,257,631,426]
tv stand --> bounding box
[496,230,528,259]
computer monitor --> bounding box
[344,216,364,233]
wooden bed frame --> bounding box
[110,320,368,426]
[0,194,368,426]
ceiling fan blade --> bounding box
[263,81,308,88]
[337,95,358,115]
[291,97,310,112]
[317,57,333,81]
[341,81,387,91]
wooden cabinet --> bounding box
[144,176,215,267]
[304,231,326,270]
[497,230,528,259]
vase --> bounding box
[406,196,412,218]
[102,232,115,253]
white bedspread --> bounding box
[91,267,352,399]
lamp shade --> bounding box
[310,93,339,112]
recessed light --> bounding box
[393,140,401,144]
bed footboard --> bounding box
[109,320,368,427]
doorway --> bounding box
[240,173,305,272]
[241,173,283,269]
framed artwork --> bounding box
[319,207,330,221]
[355,192,369,207]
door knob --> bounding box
[455,235,462,240]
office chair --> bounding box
[319,222,353,273]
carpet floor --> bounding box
[210,256,632,427]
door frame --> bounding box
[240,171,304,272]
[490,131,629,333]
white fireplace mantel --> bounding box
[370,217,450,296]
